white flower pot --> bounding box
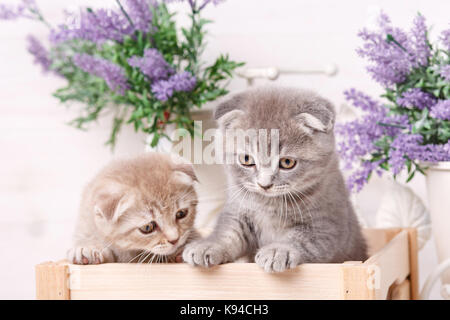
[425,162,450,285]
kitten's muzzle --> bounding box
[257,182,273,190]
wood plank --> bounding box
[363,230,410,299]
[390,279,411,300]
[406,228,419,300]
[362,228,402,256]
[68,263,342,300]
[341,262,374,300]
[35,261,70,300]
[34,228,415,300]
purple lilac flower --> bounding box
[169,71,197,91]
[410,14,430,66]
[440,65,450,82]
[0,0,41,21]
[128,48,173,81]
[27,35,52,72]
[50,8,134,44]
[73,54,129,95]
[151,71,197,101]
[430,100,450,121]
[346,160,383,192]
[388,134,423,175]
[336,90,408,169]
[357,12,416,87]
[397,88,437,110]
[441,28,450,51]
[0,4,23,20]
[151,79,174,101]
[390,133,450,167]
[124,0,155,32]
[344,88,384,112]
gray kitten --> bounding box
[183,87,367,272]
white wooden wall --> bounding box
[0,0,448,299]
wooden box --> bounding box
[35,228,418,300]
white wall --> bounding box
[0,0,448,299]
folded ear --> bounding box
[214,93,246,129]
[172,163,198,185]
[296,97,335,135]
[170,153,198,185]
[93,184,135,223]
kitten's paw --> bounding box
[182,241,227,267]
[255,245,302,273]
[67,246,113,265]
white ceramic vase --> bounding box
[425,162,450,285]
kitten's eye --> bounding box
[279,158,296,169]
[239,154,255,166]
[139,221,157,234]
[176,209,188,220]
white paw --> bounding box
[67,246,113,265]
[255,245,302,273]
[182,241,227,267]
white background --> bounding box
[0,0,448,299]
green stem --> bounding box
[115,0,135,28]
[27,8,52,29]
[377,121,408,129]
[386,34,408,52]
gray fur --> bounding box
[183,87,367,272]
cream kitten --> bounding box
[68,153,200,264]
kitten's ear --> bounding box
[214,93,246,129]
[296,97,335,135]
[170,154,198,185]
[94,185,135,222]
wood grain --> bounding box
[35,261,70,300]
[363,230,410,299]
[35,228,416,300]
[69,263,342,300]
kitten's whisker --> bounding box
[129,251,146,263]
[148,253,157,264]
[291,190,315,230]
[140,250,153,263]
[287,191,304,225]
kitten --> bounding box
[183,87,367,272]
[68,152,200,264]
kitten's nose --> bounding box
[257,183,273,190]
[168,238,179,245]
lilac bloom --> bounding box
[151,71,197,101]
[27,35,52,72]
[430,100,450,121]
[0,0,43,21]
[410,14,430,66]
[128,48,173,81]
[397,88,437,110]
[357,12,416,87]
[50,8,134,44]
[169,71,197,92]
[441,27,450,52]
[439,65,450,82]
[151,79,174,101]
[124,0,156,32]
[0,1,28,20]
[73,54,129,95]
